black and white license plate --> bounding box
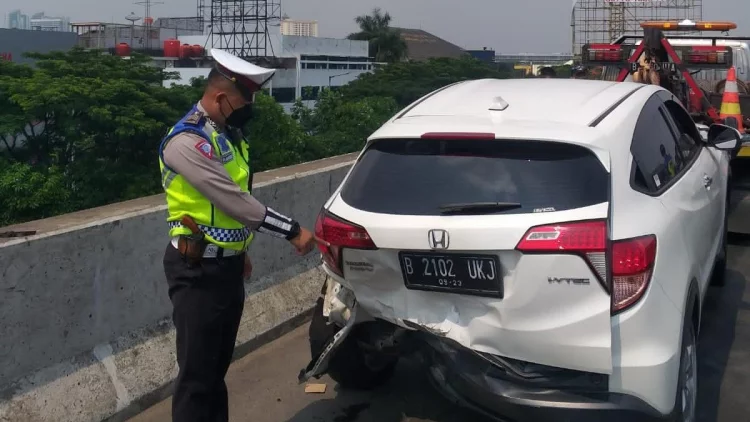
[398,252,502,297]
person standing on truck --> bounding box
[157,48,318,422]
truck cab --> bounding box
[583,20,750,133]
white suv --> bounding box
[299,78,741,422]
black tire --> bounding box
[308,297,397,390]
[710,190,729,287]
[673,313,698,422]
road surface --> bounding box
[131,239,750,422]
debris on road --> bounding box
[304,383,327,394]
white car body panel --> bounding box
[330,199,614,374]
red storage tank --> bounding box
[163,39,180,58]
[179,44,192,58]
[115,43,131,57]
[191,45,204,57]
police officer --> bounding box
[158,48,317,422]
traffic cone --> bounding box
[720,66,744,132]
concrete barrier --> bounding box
[0,153,357,422]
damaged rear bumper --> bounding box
[420,334,670,422]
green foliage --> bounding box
[0,45,510,227]
[347,8,408,63]
[0,159,71,226]
[0,48,194,213]
[340,56,512,107]
[246,93,309,171]
[292,89,400,157]
[552,65,573,78]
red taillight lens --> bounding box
[516,220,606,252]
[516,220,608,284]
[421,132,496,140]
[314,210,376,277]
[611,235,656,313]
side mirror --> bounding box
[707,124,742,151]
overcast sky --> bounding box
[2,0,748,53]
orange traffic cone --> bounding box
[720,66,744,132]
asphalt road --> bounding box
[130,194,750,422]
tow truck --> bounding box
[581,19,750,159]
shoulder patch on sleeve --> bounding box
[184,110,205,125]
[194,139,214,159]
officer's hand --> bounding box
[243,255,253,279]
[289,227,317,255]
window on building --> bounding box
[272,87,296,103]
[303,62,327,69]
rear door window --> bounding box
[340,139,610,216]
[630,96,685,193]
[662,99,702,163]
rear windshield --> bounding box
[340,139,609,216]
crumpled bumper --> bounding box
[419,332,671,422]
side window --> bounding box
[663,99,702,164]
[737,48,747,77]
[631,96,682,193]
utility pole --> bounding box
[134,0,163,50]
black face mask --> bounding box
[223,100,254,129]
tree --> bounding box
[0,158,71,226]
[292,89,399,157]
[245,92,310,172]
[340,56,513,108]
[0,48,194,220]
[347,8,408,63]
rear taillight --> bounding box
[314,210,377,277]
[516,220,608,283]
[611,235,656,314]
[516,220,656,314]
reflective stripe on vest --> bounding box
[158,105,254,251]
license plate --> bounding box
[398,252,502,297]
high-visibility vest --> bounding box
[158,105,255,251]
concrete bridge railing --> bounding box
[0,153,357,422]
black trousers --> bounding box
[163,243,246,422]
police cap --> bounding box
[210,48,276,100]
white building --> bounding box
[281,19,318,37]
[160,31,379,111]
[7,10,30,30]
[30,13,70,32]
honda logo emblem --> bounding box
[428,229,450,250]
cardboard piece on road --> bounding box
[304,383,327,394]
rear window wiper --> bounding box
[438,201,522,215]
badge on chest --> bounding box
[215,134,235,164]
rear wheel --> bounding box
[673,315,698,422]
[308,296,397,390]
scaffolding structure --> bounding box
[571,0,703,56]
[202,0,282,59]
[197,0,206,33]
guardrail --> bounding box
[0,153,357,422]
